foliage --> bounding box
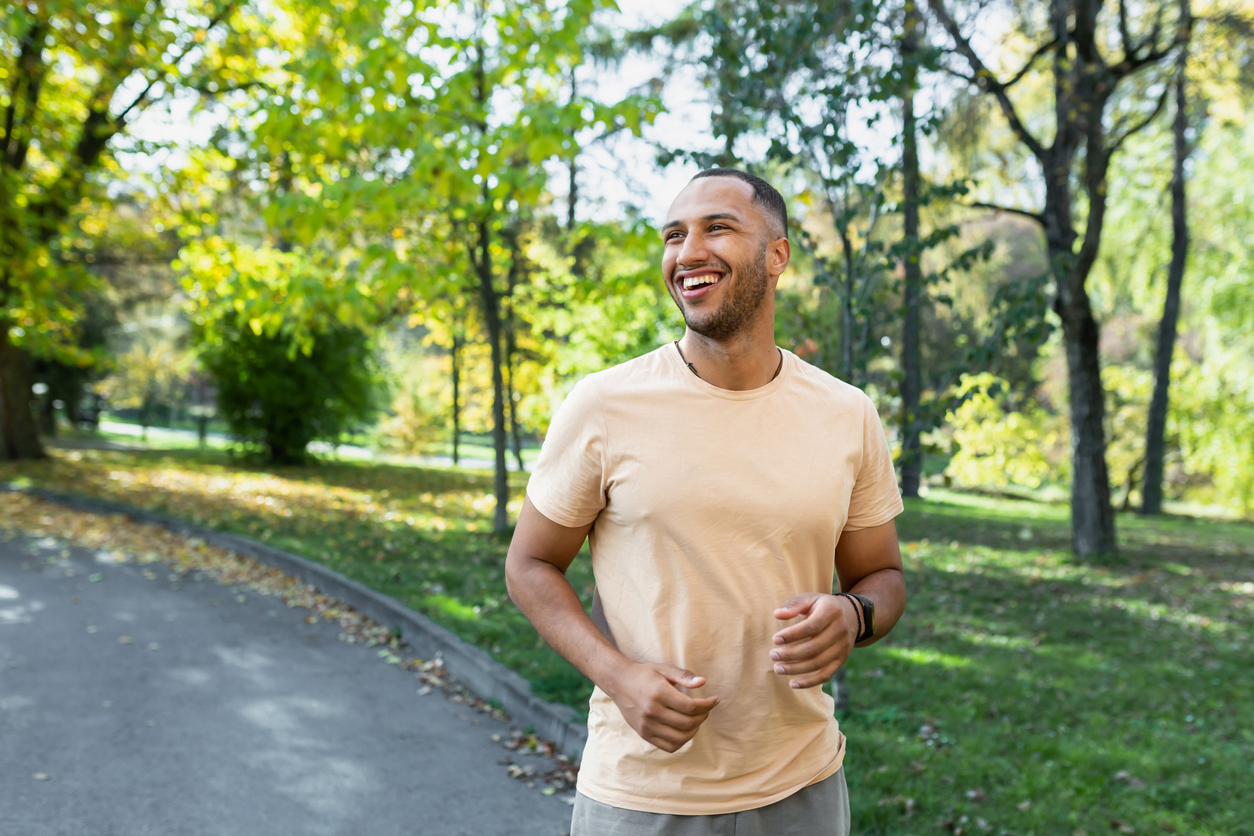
[945,373,1066,493]
[180,239,386,356]
[0,0,269,351]
[1103,364,1156,508]
[374,335,446,456]
[200,323,380,465]
[1172,348,1254,515]
[98,302,192,427]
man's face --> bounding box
[661,177,785,341]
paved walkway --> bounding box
[0,532,572,835]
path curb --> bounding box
[0,481,589,756]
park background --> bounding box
[1,0,1252,833]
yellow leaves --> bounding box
[0,489,400,648]
[946,373,1066,492]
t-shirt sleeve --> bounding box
[843,393,905,531]
[525,376,609,528]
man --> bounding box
[505,168,906,835]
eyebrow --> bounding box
[661,212,743,232]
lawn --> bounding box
[2,446,1250,835]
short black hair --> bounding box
[690,167,788,239]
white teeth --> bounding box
[682,275,721,289]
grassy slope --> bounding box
[3,448,1250,835]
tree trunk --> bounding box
[451,329,462,467]
[505,329,525,472]
[839,227,855,383]
[567,70,579,234]
[1056,278,1117,556]
[831,667,849,714]
[64,377,83,426]
[899,6,924,499]
[504,232,526,473]
[1142,42,1191,517]
[475,219,510,533]
[140,394,153,442]
[0,322,46,460]
[39,391,57,437]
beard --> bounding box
[674,242,770,342]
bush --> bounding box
[945,372,1067,493]
[201,325,379,464]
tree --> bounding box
[1142,0,1194,515]
[0,0,265,460]
[899,1,927,497]
[1141,0,1253,514]
[182,0,656,531]
[927,0,1188,555]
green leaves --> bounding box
[1,0,274,356]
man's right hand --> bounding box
[607,663,720,753]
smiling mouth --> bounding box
[678,271,725,293]
[683,275,721,289]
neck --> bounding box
[678,320,780,391]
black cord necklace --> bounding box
[674,341,783,382]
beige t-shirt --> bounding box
[526,344,903,815]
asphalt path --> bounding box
[0,531,573,835]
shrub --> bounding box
[200,325,379,464]
[945,373,1067,493]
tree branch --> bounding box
[105,3,243,141]
[1119,0,1134,61]
[1114,2,1186,78]
[1108,81,1173,152]
[1005,36,1061,88]
[112,76,162,126]
[186,79,272,97]
[926,0,1049,162]
[3,18,49,172]
[970,201,1046,226]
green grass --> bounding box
[3,445,1251,834]
[847,490,1253,834]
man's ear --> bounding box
[768,236,791,279]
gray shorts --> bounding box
[569,768,850,836]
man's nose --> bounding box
[676,230,709,266]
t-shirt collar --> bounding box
[666,342,795,401]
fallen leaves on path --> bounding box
[1,489,395,645]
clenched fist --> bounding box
[607,663,720,753]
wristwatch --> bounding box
[841,592,876,644]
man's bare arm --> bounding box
[770,519,906,688]
[835,519,907,646]
[504,497,719,752]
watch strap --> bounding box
[837,592,875,644]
